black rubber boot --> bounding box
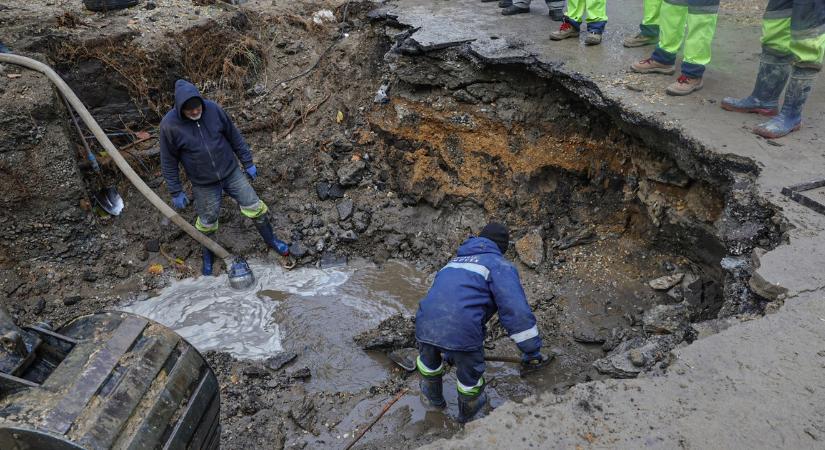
[201,231,215,276]
[498,0,513,7]
[722,52,793,116]
[253,216,289,256]
[501,4,530,14]
[457,389,488,423]
[419,375,446,408]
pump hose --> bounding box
[0,53,232,262]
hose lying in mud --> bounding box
[0,53,255,289]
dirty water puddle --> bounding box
[119,259,430,391]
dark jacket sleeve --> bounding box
[159,124,183,195]
[489,260,542,355]
[217,105,253,168]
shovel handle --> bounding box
[484,355,523,364]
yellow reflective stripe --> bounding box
[240,200,268,219]
[456,376,485,396]
[762,17,792,55]
[416,356,445,377]
[195,216,219,232]
[790,33,825,67]
[682,11,718,66]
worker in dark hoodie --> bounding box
[415,223,551,423]
[160,79,290,276]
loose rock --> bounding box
[648,273,684,290]
[515,230,544,268]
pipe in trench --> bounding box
[0,53,238,270]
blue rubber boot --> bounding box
[753,66,817,139]
[201,231,215,276]
[419,375,447,408]
[722,53,792,116]
[253,216,289,256]
[457,389,488,423]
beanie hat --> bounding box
[182,97,203,111]
[479,222,509,253]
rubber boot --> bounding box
[419,375,446,408]
[201,233,215,277]
[253,216,290,256]
[457,389,488,423]
[753,66,817,139]
[721,53,792,116]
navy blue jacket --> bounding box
[160,80,254,194]
[415,237,542,354]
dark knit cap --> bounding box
[182,97,203,111]
[479,222,509,253]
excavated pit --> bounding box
[0,3,783,448]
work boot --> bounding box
[549,22,579,40]
[666,74,703,96]
[721,54,792,116]
[481,0,498,2]
[419,375,446,408]
[623,32,657,48]
[584,32,602,46]
[253,216,290,256]
[630,57,675,74]
[753,66,817,139]
[498,0,512,7]
[201,245,214,276]
[457,390,488,423]
[501,4,530,14]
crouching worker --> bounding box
[414,223,550,423]
[160,80,290,276]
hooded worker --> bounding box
[721,0,824,138]
[160,79,290,276]
[414,223,550,423]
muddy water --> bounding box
[119,259,431,391]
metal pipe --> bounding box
[0,53,232,262]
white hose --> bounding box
[0,53,232,261]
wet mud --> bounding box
[0,1,784,448]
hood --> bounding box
[174,79,204,121]
[456,236,502,257]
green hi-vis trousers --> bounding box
[651,0,720,77]
[640,0,664,37]
[564,0,608,33]
[761,0,825,69]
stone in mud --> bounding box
[337,160,366,186]
[554,227,597,250]
[336,199,354,221]
[515,230,544,268]
[328,183,345,199]
[287,366,311,380]
[339,230,358,242]
[265,351,297,371]
[242,363,270,379]
[354,313,416,350]
[648,273,684,290]
[593,335,679,378]
[289,242,308,258]
[32,298,46,315]
[63,295,81,306]
[290,397,316,431]
[316,181,331,200]
[571,327,608,344]
[144,239,160,253]
[643,303,690,335]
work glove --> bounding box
[245,164,258,181]
[171,192,190,210]
[521,351,551,370]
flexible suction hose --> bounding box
[0,53,232,261]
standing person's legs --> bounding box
[546,0,565,20]
[722,0,794,115]
[449,350,487,423]
[663,0,718,95]
[192,182,223,275]
[416,343,446,408]
[755,0,825,137]
[625,0,663,47]
[583,0,608,44]
[631,0,685,73]
[550,0,584,39]
[222,166,289,255]
[504,0,531,14]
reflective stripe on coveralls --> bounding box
[240,200,268,219]
[761,0,825,69]
[652,0,719,77]
[416,355,446,377]
[457,376,485,396]
[195,216,220,233]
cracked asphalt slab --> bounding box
[383,0,825,447]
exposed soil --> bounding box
[0,0,783,448]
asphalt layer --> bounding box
[383,0,825,447]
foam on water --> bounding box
[119,261,352,360]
